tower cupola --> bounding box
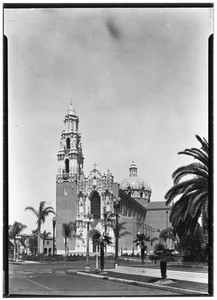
[129,161,137,177]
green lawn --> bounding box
[104,271,208,294]
[119,259,208,273]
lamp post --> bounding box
[166,211,168,228]
[52,217,56,257]
[84,211,94,272]
[113,196,121,266]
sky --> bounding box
[5,7,213,235]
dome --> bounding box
[120,176,151,191]
[120,162,151,192]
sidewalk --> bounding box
[114,265,208,283]
[65,268,208,295]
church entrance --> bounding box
[92,233,100,253]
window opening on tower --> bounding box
[66,138,70,149]
[65,159,69,173]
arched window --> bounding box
[90,191,101,219]
[66,138,70,149]
[65,159,69,173]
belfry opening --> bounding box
[65,159,69,173]
[66,137,70,150]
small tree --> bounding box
[62,222,76,261]
[149,242,180,280]
[95,233,112,271]
[133,233,150,264]
[9,222,27,260]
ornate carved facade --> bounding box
[56,104,170,255]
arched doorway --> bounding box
[90,191,100,219]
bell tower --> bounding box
[56,103,84,183]
[56,103,84,254]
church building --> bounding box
[56,104,171,255]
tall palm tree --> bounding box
[9,221,27,260]
[112,222,131,239]
[62,222,76,261]
[95,233,113,271]
[165,135,208,238]
[25,201,55,255]
[103,210,115,234]
[133,233,150,264]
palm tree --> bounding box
[103,210,115,234]
[95,233,113,271]
[9,222,27,260]
[62,222,76,261]
[133,233,150,264]
[149,242,180,280]
[112,222,131,239]
[165,135,208,238]
[25,201,55,255]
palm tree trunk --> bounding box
[141,247,145,264]
[64,238,67,262]
[13,238,16,260]
[160,261,167,279]
[37,226,41,255]
[100,243,104,271]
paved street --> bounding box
[7,262,178,296]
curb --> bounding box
[66,270,208,296]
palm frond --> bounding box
[172,163,208,185]
[25,206,38,217]
[9,221,27,238]
[62,222,76,239]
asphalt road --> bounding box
[7,262,178,296]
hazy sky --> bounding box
[5,7,213,234]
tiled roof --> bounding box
[119,189,147,212]
[146,201,171,211]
